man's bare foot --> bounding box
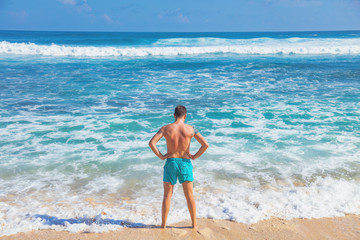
[192,224,198,229]
[161,224,166,229]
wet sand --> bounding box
[1,214,360,240]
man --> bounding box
[149,105,209,229]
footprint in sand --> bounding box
[172,228,187,237]
[197,227,214,238]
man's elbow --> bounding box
[203,142,209,149]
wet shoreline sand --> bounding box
[2,214,359,240]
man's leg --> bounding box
[182,181,197,228]
[161,181,174,229]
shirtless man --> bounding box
[149,105,209,229]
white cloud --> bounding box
[77,0,92,12]
[58,0,91,12]
[57,0,119,25]
[159,8,190,24]
[9,10,28,18]
[178,13,189,23]
[265,0,322,6]
[57,0,77,6]
[103,14,113,24]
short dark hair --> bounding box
[174,105,187,118]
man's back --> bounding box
[162,122,194,159]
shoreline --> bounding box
[1,214,359,240]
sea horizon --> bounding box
[1,29,360,33]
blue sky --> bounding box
[0,0,360,32]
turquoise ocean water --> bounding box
[0,31,360,235]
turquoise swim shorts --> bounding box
[163,158,194,185]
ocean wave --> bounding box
[153,37,292,46]
[1,37,360,57]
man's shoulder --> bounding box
[159,123,173,133]
[185,124,199,135]
[184,124,197,135]
[161,123,172,129]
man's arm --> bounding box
[149,127,167,160]
[191,127,209,160]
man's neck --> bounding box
[174,118,185,124]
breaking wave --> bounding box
[1,37,360,57]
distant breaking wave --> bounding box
[1,37,360,57]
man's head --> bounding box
[174,105,187,119]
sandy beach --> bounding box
[2,214,359,240]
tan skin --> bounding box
[149,114,209,229]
